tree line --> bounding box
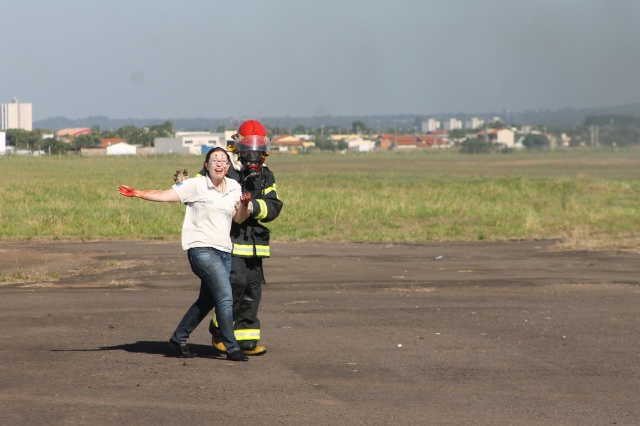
[4,121,174,154]
[5,116,640,155]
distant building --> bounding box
[416,134,450,148]
[329,133,360,142]
[330,134,375,152]
[443,118,463,131]
[519,125,534,134]
[421,119,441,133]
[56,128,91,141]
[377,133,449,150]
[99,137,126,148]
[270,134,313,153]
[155,132,225,155]
[0,131,5,153]
[294,134,314,141]
[1,97,33,131]
[465,117,484,130]
[107,142,136,156]
[78,137,126,156]
[347,138,375,152]
[477,128,515,147]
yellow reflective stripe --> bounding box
[256,199,268,220]
[235,329,261,341]
[263,183,276,195]
[232,244,270,257]
[263,184,280,200]
[255,245,269,256]
[232,244,254,256]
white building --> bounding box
[421,118,441,133]
[465,117,484,130]
[520,125,534,134]
[155,132,226,155]
[346,137,375,152]
[443,118,463,131]
[0,131,6,153]
[294,134,314,141]
[107,142,137,156]
[478,128,516,147]
[1,98,33,131]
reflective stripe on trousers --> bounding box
[232,244,270,257]
[211,315,260,341]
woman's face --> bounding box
[205,151,230,180]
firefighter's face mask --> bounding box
[239,150,266,173]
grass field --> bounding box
[1,149,639,251]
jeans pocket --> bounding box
[188,247,229,281]
[188,248,213,276]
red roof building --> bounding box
[98,138,126,148]
[56,128,91,141]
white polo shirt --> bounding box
[172,175,243,252]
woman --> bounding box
[118,147,251,362]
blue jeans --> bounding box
[171,247,240,353]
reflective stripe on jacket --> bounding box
[229,166,283,258]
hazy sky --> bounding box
[2,0,639,120]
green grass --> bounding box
[1,150,639,250]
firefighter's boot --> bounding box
[210,323,227,354]
[240,341,267,356]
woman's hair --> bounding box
[203,147,231,175]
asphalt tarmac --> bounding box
[0,240,639,425]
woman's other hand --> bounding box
[240,192,251,206]
[119,185,137,197]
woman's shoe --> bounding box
[168,339,195,358]
[226,349,249,362]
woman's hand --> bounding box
[119,185,137,197]
[118,186,180,202]
[233,192,252,224]
[240,192,251,206]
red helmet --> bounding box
[235,120,270,153]
[232,120,270,173]
[237,120,266,138]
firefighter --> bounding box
[178,120,283,356]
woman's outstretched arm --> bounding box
[118,185,181,203]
